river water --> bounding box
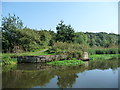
[2,59,119,88]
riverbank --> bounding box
[1,48,51,65]
[46,54,119,66]
[1,49,119,66]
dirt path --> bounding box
[38,49,48,52]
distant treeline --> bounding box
[88,48,120,55]
[2,14,119,53]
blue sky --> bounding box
[2,2,118,34]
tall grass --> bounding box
[88,48,119,55]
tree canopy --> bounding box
[56,20,75,43]
[2,14,119,53]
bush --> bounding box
[2,56,17,65]
[2,56,11,65]
[47,42,86,59]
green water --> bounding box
[2,59,119,88]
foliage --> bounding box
[48,30,56,46]
[47,60,84,66]
[2,14,54,53]
[90,54,119,61]
[2,14,23,52]
[2,14,119,54]
[2,48,53,58]
[56,20,75,43]
[47,42,88,59]
[2,56,17,65]
[85,32,119,47]
[88,48,119,55]
[74,32,88,45]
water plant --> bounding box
[47,60,84,66]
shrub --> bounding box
[2,56,17,65]
[2,56,11,65]
[47,42,86,59]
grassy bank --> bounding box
[1,48,52,65]
[2,48,52,57]
[47,60,84,66]
[90,54,119,61]
[2,47,120,66]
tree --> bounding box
[2,14,23,52]
[74,32,88,45]
[48,30,56,46]
[56,20,75,43]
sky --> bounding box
[2,2,118,34]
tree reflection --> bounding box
[2,59,119,88]
[57,73,78,88]
[88,59,118,70]
[2,70,54,88]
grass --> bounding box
[1,47,120,66]
[1,48,53,65]
[90,54,119,61]
[47,60,84,66]
[2,48,54,57]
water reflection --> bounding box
[2,59,119,88]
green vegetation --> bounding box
[47,60,84,66]
[2,14,119,53]
[2,59,118,88]
[56,20,75,43]
[2,49,52,57]
[90,54,119,61]
[47,42,88,59]
[2,56,17,65]
[88,48,119,55]
[2,49,53,65]
[2,14,54,53]
[1,14,120,66]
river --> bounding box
[2,59,119,88]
